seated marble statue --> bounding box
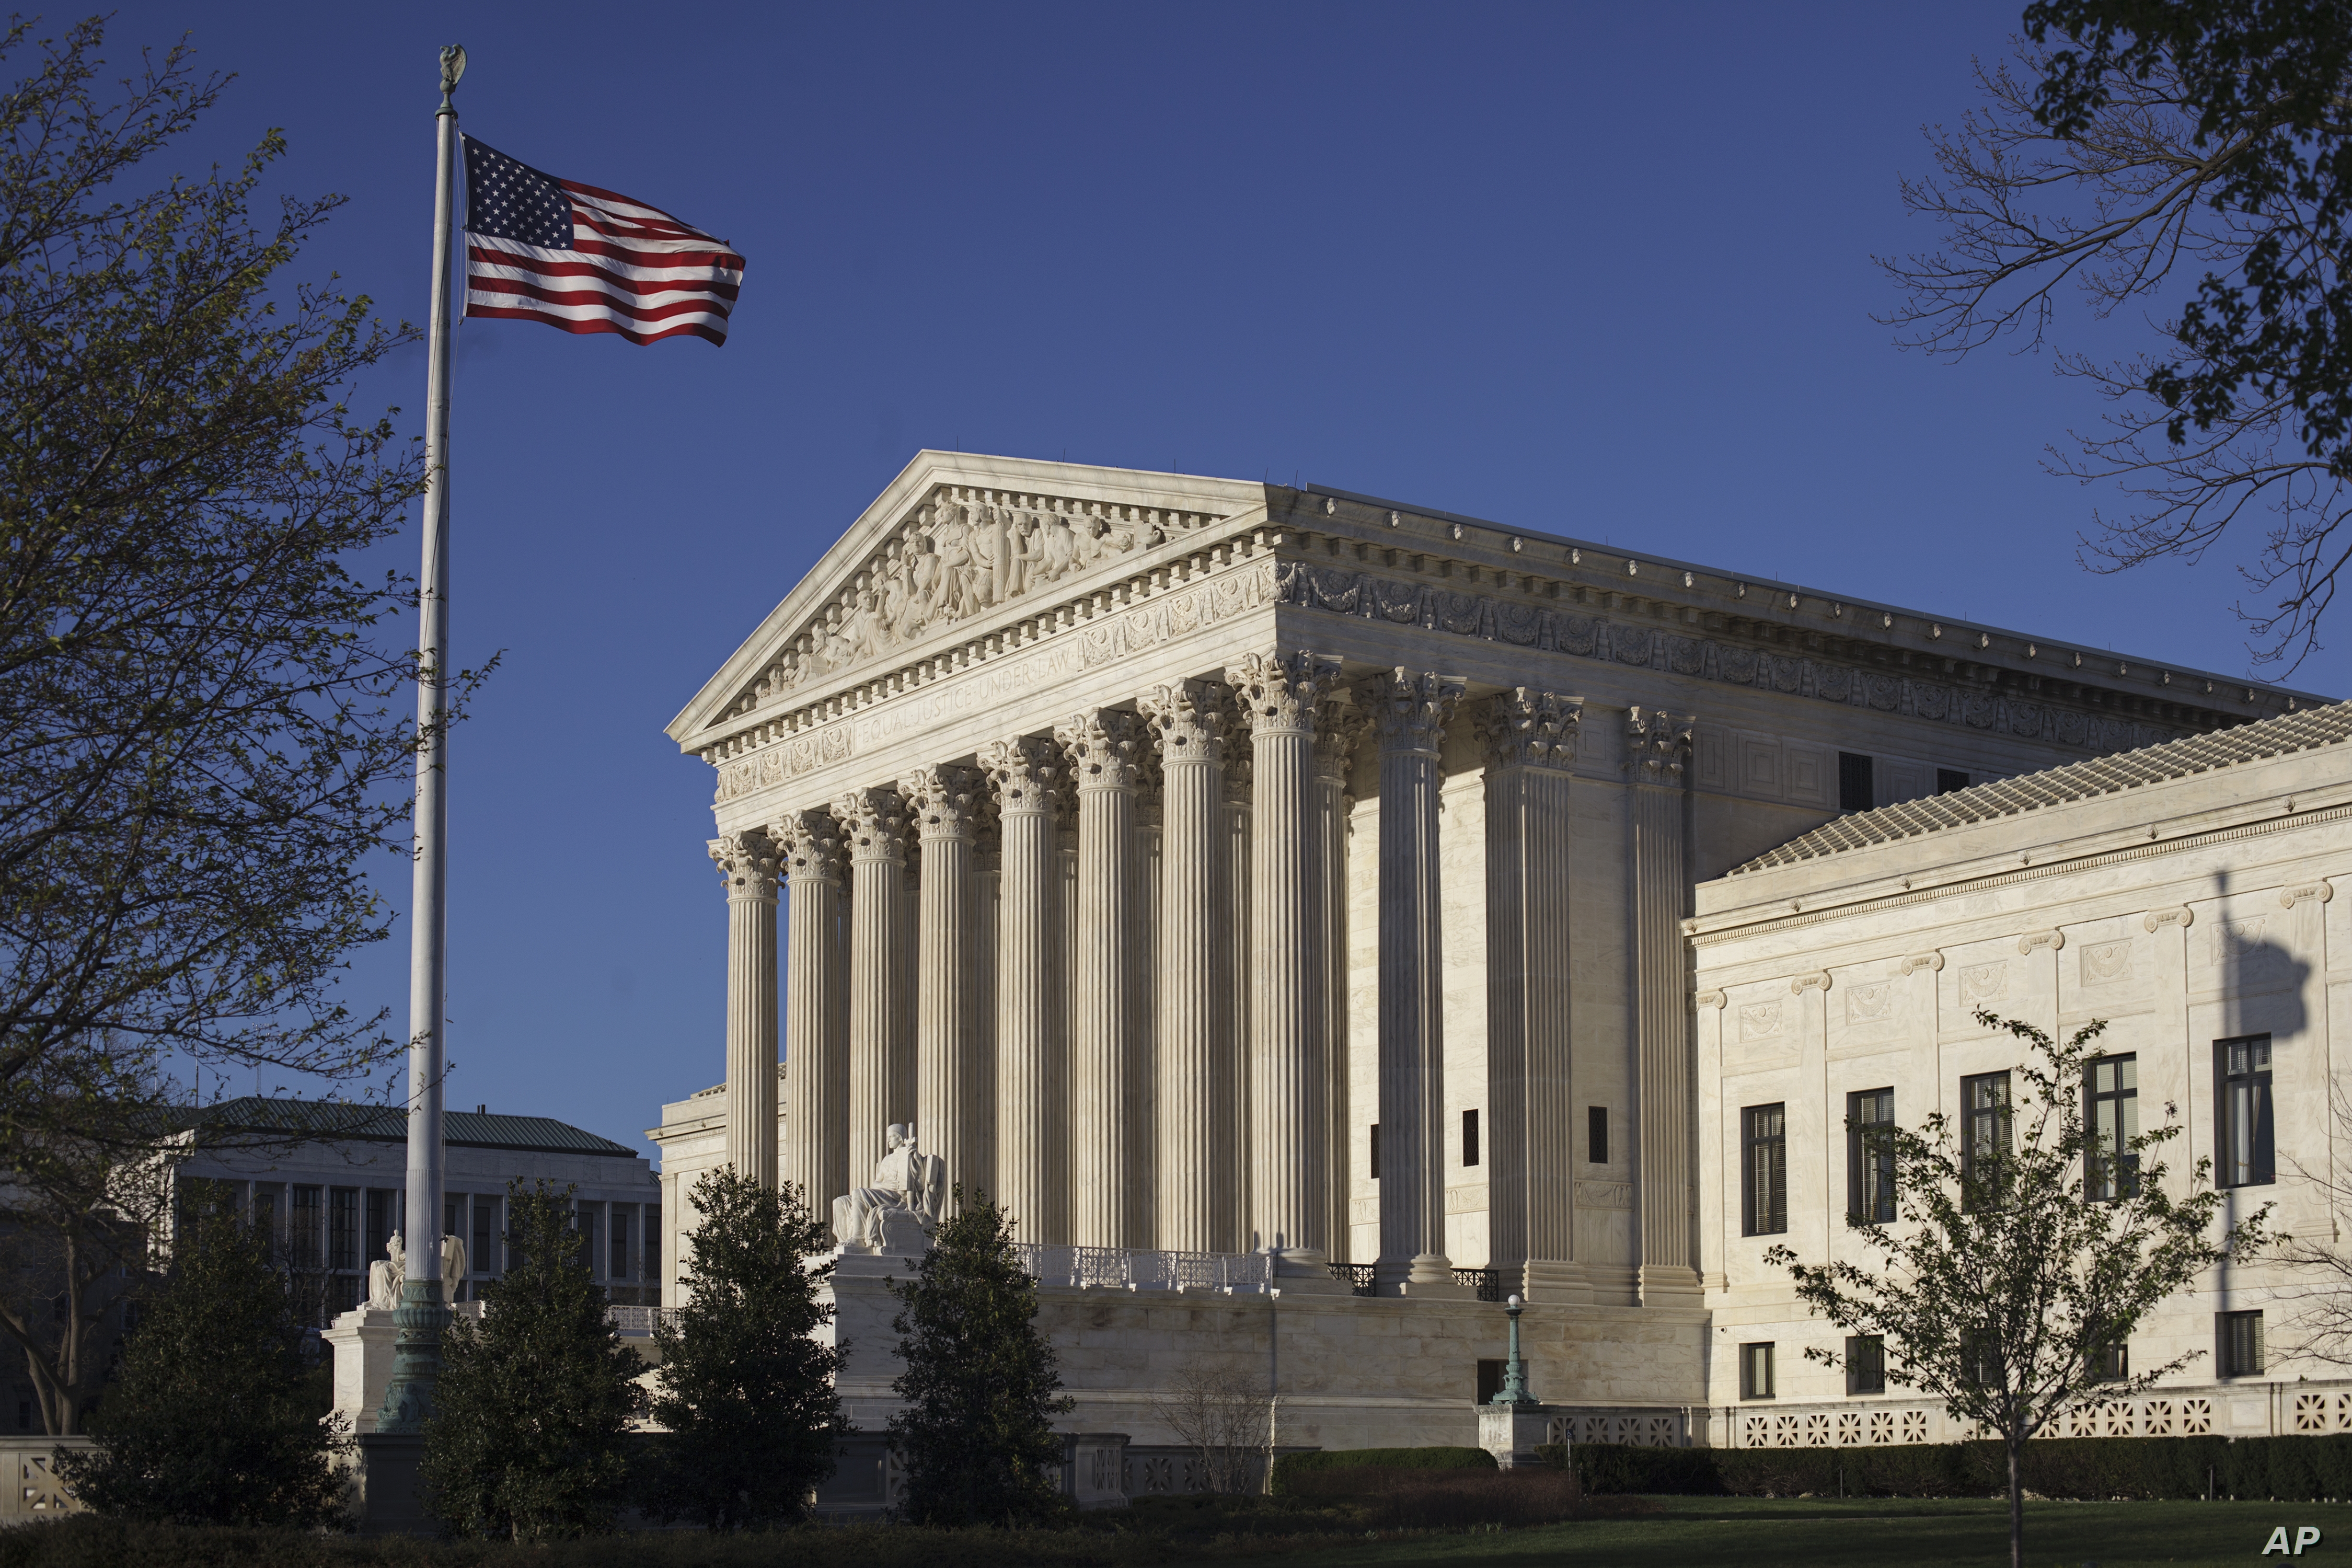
[365,1231,406,1311]
[364,1231,471,1311]
[832,1124,947,1252]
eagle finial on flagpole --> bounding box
[439,44,466,113]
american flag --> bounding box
[460,136,744,346]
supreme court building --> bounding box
[652,452,2338,1452]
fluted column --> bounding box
[1312,698,1367,1264]
[775,811,849,1208]
[1133,751,1162,1247]
[1368,667,1465,1293]
[710,831,780,1186]
[1142,681,1227,1252]
[1627,707,1699,1307]
[1218,723,1253,1254]
[972,828,1000,1201]
[903,765,983,1204]
[1483,689,1584,1298]
[1226,651,1341,1271]
[1056,709,1145,1249]
[982,739,1065,1242]
[834,787,913,1183]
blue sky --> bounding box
[93,2,2331,1161]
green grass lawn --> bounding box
[1162,1497,2352,1567]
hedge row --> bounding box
[1267,1447,1494,1494]
[1547,1433,2352,1501]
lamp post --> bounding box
[1492,1291,1536,1406]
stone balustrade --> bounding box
[1013,1241,1273,1293]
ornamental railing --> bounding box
[1329,1263,1376,1296]
[1454,1267,1503,1302]
[1011,1243,1272,1292]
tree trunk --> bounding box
[2008,1434,2024,1568]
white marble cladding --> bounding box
[1691,720,2352,1415]
[670,454,2317,1328]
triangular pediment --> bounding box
[669,452,1266,748]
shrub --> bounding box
[1279,1464,1577,1527]
[1268,1445,1494,1493]
[55,1210,348,1527]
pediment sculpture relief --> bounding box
[730,486,1227,718]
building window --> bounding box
[328,1187,359,1273]
[2220,1310,2265,1377]
[1589,1106,1609,1165]
[2092,1339,2129,1383]
[1838,752,1874,813]
[582,1206,603,1280]
[1961,1071,2011,1204]
[1963,1335,2001,1387]
[1846,1335,1886,1396]
[611,1208,631,1281]
[1935,768,1970,794]
[2218,1036,2275,1188]
[1739,1342,1775,1400]
[252,1189,279,1260]
[290,1186,322,1271]
[1475,1359,1505,1404]
[1848,1088,1896,1224]
[2087,1054,2140,1201]
[647,1200,660,1288]
[1462,1110,1480,1168]
[1369,1124,1380,1181]
[1742,1104,1788,1237]
[472,1197,500,1279]
[364,1188,397,1274]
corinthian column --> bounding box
[709,831,779,1186]
[833,786,913,1183]
[1141,681,1227,1253]
[1055,709,1146,1249]
[1225,651,1341,1273]
[902,765,983,1203]
[1483,690,1583,1299]
[1627,706,1699,1307]
[983,737,1065,1242]
[773,811,847,1207]
[1219,722,1253,1254]
[1368,667,1465,1294]
[1312,698,1367,1263]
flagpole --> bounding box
[378,41,465,1436]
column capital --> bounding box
[1367,668,1465,755]
[1220,713,1254,804]
[770,809,845,884]
[1055,708,1146,791]
[1140,679,1229,764]
[1311,697,1369,781]
[1625,707,1694,786]
[709,829,779,902]
[832,786,910,864]
[1226,650,1343,734]
[1486,688,1584,771]
[981,735,1062,816]
[900,764,985,841]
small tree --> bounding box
[1149,1358,1263,1495]
[887,1188,1073,1526]
[646,1168,844,1529]
[420,1180,643,1540]
[1768,1011,2266,1568]
[54,1208,347,1525]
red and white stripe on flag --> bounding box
[464,166,743,346]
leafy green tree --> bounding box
[1767,1011,2267,1568]
[54,1208,346,1525]
[645,1169,844,1529]
[0,15,488,1163]
[1886,2,2352,667]
[887,1188,1073,1526]
[421,1180,643,1540]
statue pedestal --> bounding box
[1477,1401,1561,1470]
[325,1308,401,1435]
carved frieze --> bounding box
[1485,687,1583,771]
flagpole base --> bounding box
[372,1278,451,1434]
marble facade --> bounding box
[656,451,2321,1445]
